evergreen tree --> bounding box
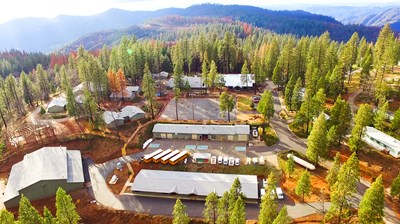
[82,89,97,125]
[291,77,303,111]
[327,125,338,145]
[265,39,280,79]
[306,112,328,165]
[66,84,78,117]
[5,75,25,115]
[0,209,15,223]
[20,71,34,106]
[295,170,311,201]
[19,195,43,224]
[325,153,360,223]
[257,90,274,123]
[208,60,218,88]
[43,206,55,224]
[266,171,278,194]
[360,47,373,94]
[326,152,341,189]
[390,173,400,199]
[286,154,295,178]
[258,186,278,224]
[36,63,50,101]
[328,96,352,144]
[229,197,246,224]
[349,104,373,152]
[172,199,190,224]
[358,175,385,224]
[272,206,292,224]
[391,108,400,131]
[202,60,209,93]
[203,191,218,224]
[228,178,244,214]
[328,65,343,99]
[374,101,389,131]
[219,91,235,122]
[241,60,249,74]
[284,75,296,110]
[141,63,156,119]
[216,192,229,224]
[55,188,81,224]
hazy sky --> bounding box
[0,0,398,24]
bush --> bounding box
[263,127,279,146]
[40,106,46,115]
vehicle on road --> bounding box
[223,156,228,165]
[228,157,234,166]
[218,156,223,164]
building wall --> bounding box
[130,113,145,121]
[47,105,65,113]
[4,180,83,208]
[106,119,124,129]
[153,132,248,142]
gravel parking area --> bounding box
[160,98,237,121]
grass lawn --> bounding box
[237,95,253,112]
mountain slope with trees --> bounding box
[0,4,381,52]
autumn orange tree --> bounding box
[107,68,127,98]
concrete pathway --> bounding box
[287,202,331,219]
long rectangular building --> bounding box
[131,169,258,200]
[153,124,250,141]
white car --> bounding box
[234,158,240,166]
[276,187,284,200]
[223,157,228,165]
[252,128,259,138]
[218,156,223,164]
[252,157,258,164]
[228,157,235,166]
[211,156,217,164]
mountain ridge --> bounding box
[0,4,380,52]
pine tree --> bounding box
[390,173,400,199]
[66,84,78,117]
[325,153,360,223]
[306,112,328,165]
[258,185,278,224]
[228,178,244,214]
[82,89,97,125]
[216,191,230,224]
[326,152,341,189]
[349,104,373,152]
[0,209,15,223]
[203,191,218,224]
[286,154,295,178]
[172,199,190,224]
[328,96,352,144]
[272,206,292,224]
[328,65,343,99]
[20,71,34,106]
[141,63,156,119]
[291,77,303,111]
[284,75,296,110]
[208,60,218,88]
[266,171,278,193]
[55,188,81,224]
[241,60,249,74]
[391,108,400,131]
[18,194,43,224]
[360,47,373,94]
[229,197,246,224]
[219,91,235,122]
[374,101,389,131]
[295,170,311,201]
[43,206,55,224]
[358,175,385,224]
[257,90,274,123]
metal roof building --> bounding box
[47,97,67,113]
[3,147,84,208]
[131,169,258,199]
[222,74,255,88]
[363,126,400,158]
[153,124,250,141]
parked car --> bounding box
[211,156,217,164]
[223,156,229,165]
[276,187,284,200]
[218,156,223,164]
[228,157,235,166]
[252,95,261,103]
[235,158,240,166]
[252,127,259,138]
